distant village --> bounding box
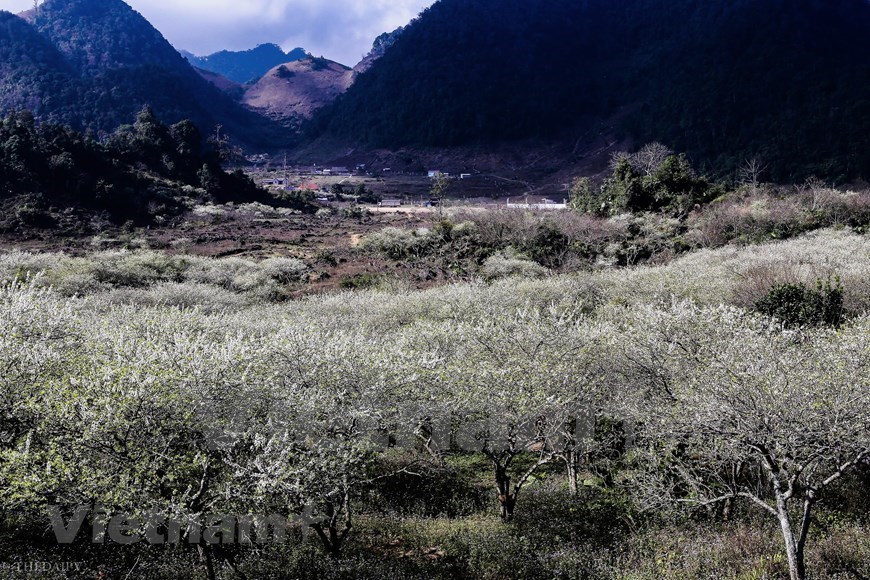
[244,156,569,210]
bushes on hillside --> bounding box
[686,184,869,247]
[0,108,301,228]
[572,149,721,217]
[755,278,844,328]
[0,249,309,302]
[360,227,436,260]
[480,250,550,281]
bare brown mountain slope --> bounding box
[242,57,353,125]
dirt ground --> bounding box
[0,208,443,293]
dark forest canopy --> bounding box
[0,107,299,228]
[2,0,868,181]
[311,0,870,182]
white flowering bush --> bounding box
[191,204,229,222]
[480,250,550,280]
[360,226,435,260]
[0,228,866,578]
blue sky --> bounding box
[5,0,434,65]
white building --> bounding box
[506,198,568,210]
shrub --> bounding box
[340,273,382,290]
[101,282,252,312]
[755,277,844,327]
[89,250,188,288]
[15,204,55,228]
[339,205,369,219]
[684,188,858,248]
[522,222,571,268]
[261,257,309,284]
[360,227,435,260]
[191,204,229,223]
[480,251,550,281]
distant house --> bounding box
[428,170,442,178]
[330,167,350,175]
[460,173,472,179]
[379,199,402,207]
[506,198,568,210]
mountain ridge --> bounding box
[182,43,309,84]
[0,0,290,148]
[311,0,870,181]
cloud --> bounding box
[139,0,434,66]
[7,0,431,65]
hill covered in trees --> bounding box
[313,0,870,182]
[0,0,288,147]
[182,44,309,85]
[0,107,302,231]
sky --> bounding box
[4,0,434,66]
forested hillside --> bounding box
[0,0,289,147]
[0,11,72,119]
[0,108,299,230]
[315,0,870,181]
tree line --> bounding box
[0,108,296,228]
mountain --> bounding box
[1,0,288,147]
[238,32,405,127]
[25,0,186,75]
[195,67,244,99]
[352,27,405,76]
[312,0,870,181]
[242,57,354,126]
[0,11,73,119]
[182,44,308,84]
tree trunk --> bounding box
[312,521,350,558]
[562,418,582,495]
[498,493,516,521]
[565,452,580,496]
[449,413,461,452]
[775,494,805,580]
[198,543,216,580]
[721,496,736,522]
[311,493,353,558]
[495,465,516,521]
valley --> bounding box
[0,1,868,579]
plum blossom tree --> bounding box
[625,303,870,580]
[239,325,419,557]
[438,307,609,520]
